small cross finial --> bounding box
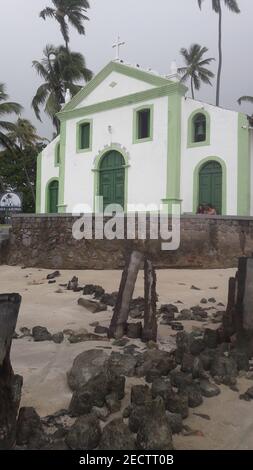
[112,35,125,61]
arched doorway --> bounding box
[47,179,59,213]
[99,150,125,211]
[199,161,222,214]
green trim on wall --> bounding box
[57,83,187,122]
[187,108,211,148]
[237,113,250,216]
[163,94,183,213]
[133,104,154,144]
[76,118,93,153]
[45,177,59,213]
[58,121,67,213]
[93,143,130,213]
[61,61,172,113]
[193,156,227,215]
[54,141,60,167]
[36,152,42,213]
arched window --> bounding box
[193,113,206,143]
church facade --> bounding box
[36,60,252,216]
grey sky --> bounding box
[0,0,252,138]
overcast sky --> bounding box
[0,0,252,138]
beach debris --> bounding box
[32,326,52,342]
[77,298,107,313]
[52,332,64,344]
[83,284,105,299]
[191,285,201,290]
[46,271,60,280]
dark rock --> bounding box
[136,349,176,378]
[130,308,144,319]
[230,350,249,371]
[68,329,107,343]
[184,383,203,408]
[160,304,178,315]
[200,298,208,304]
[239,386,253,401]
[16,407,46,449]
[47,271,60,280]
[211,355,238,384]
[191,285,201,290]
[208,298,216,303]
[151,378,173,407]
[66,414,101,450]
[170,370,193,389]
[190,338,205,356]
[181,353,195,373]
[32,326,52,342]
[176,331,190,362]
[68,390,93,417]
[42,440,69,450]
[131,385,152,406]
[177,309,192,321]
[136,398,173,450]
[192,357,206,379]
[171,322,184,331]
[100,292,118,307]
[166,411,183,434]
[167,392,189,419]
[107,352,138,377]
[123,344,140,355]
[94,325,109,335]
[19,327,31,337]
[48,280,56,284]
[52,332,64,344]
[203,329,219,349]
[78,298,107,313]
[83,284,105,298]
[76,369,125,408]
[67,276,79,291]
[99,419,136,450]
[199,348,217,371]
[105,393,121,413]
[113,338,129,347]
[122,405,132,419]
[67,349,108,391]
[145,369,161,383]
[128,397,165,434]
[126,322,142,339]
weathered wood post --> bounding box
[0,293,22,449]
[235,257,253,354]
[109,250,144,339]
[142,258,157,342]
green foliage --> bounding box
[32,45,92,132]
[0,83,23,148]
[178,44,215,99]
[39,0,90,48]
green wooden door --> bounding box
[99,151,125,211]
[199,161,222,214]
[48,180,59,213]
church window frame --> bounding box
[76,119,93,153]
[133,104,154,143]
[187,109,210,148]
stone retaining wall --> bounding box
[2,214,253,269]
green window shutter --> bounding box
[80,123,90,149]
[56,143,60,164]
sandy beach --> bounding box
[1,264,253,450]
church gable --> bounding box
[62,61,170,113]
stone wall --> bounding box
[2,214,253,270]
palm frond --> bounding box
[39,7,55,20]
[238,96,253,105]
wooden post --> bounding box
[0,293,22,449]
[142,258,157,342]
[109,250,144,339]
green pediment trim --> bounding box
[62,61,172,114]
[57,82,187,121]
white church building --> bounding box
[36,58,252,217]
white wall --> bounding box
[64,95,168,213]
[180,98,239,215]
[40,137,59,213]
[250,131,253,216]
[76,71,155,108]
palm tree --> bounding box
[178,44,215,99]
[5,119,47,204]
[39,0,90,50]
[238,96,253,106]
[32,45,92,132]
[198,0,240,107]
[0,83,22,148]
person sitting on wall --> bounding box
[197,205,205,214]
[207,204,217,215]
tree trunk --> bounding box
[142,258,157,343]
[191,77,195,100]
[109,250,144,339]
[0,293,22,449]
[216,5,222,107]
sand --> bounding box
[1,264,253,450]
